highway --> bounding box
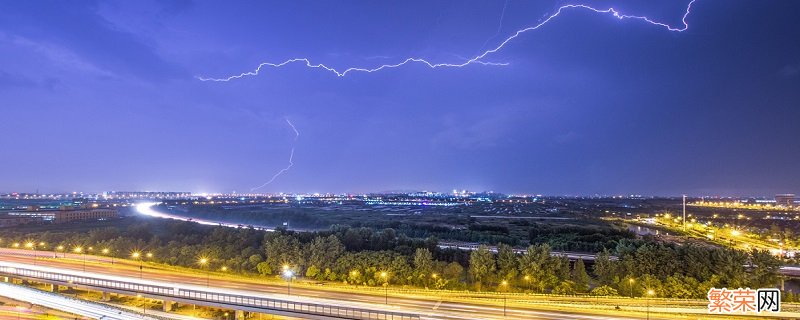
[0,281,160,320]
[3,248,790,320]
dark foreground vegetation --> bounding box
[0,216,790,301]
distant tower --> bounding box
[682,195,687,231]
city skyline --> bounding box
[2,0,799,195]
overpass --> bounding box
[0,281,163,320]
[0,261,419,320]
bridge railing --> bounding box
[0,264,419,320]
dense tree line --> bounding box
[528,222,635,252]
[0,217,787,299]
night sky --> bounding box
[1,0,798,196]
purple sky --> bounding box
[1,0,798,196]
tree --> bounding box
[263,233,303,274]
[306,265,321,279]
[552,280,577,295]
[496,243,518,284]
[748,249,781,288]
[469,245,495,291]
[593,249,616,285]
[591,285,619,296]
[256,261,273,275]
[639,274,663,297]
[663,274,702,299]
[414,248,434,287]
[572,258,590,293]
[306,235,345,272]
[518,244,554,292]
[443,262,465,283]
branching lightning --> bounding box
[197,0,696,81]
[251,118,300,192]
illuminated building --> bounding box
[776,194,796,207]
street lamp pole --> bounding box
[199,258,210,287]
[628,278,635,298]
[74,247,86,271]
[132,252,143,278]
[501,280,508,318]
[380,272,389,305]
[646,289,654,320]
[25,242,36,266]
[683,195,687,232]
[282,265,294,296]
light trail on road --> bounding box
[135,202,275,231]
[0,282,159,320]
[2,252,776,320]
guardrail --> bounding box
[0,264,419,320]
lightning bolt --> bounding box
[251,118,300,192]
[475,0,510,54]
[197,0,696,81]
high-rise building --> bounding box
[775,194,796,207]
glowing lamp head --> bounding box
[74,247,82,253]
[102,248,109,254]
[131,251,141,258]
[647,289,655,296]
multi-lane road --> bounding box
[4,248,794,320]
[0,281,160,320]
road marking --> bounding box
[433,300,442,310]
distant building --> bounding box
[103,191,191,199]
[775,194,796,207]
[0,215,37,227]
[6,208,118,223]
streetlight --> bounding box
[501,280,509,317]
[199,257,210,287]
[282,265,294,296]
[646,289,655,320]
[628,278,635,298]
[523,275,531,291]
[137,294,147,315]
[74,247,86,271]
[25,242,36,265]
[101,248,114,264]
[380,271,389,305]
[132,251,143,279]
